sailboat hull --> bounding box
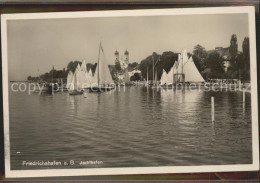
[159,83,206,90]
[69,90,84,95]
[87,86,115,93]
[46,84,60,94]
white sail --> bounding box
[165,66,174,84]
[172,50,204,83]
[76,64,81,73]
[77,63,90,89]
[184,56,205,83]
[93,43,114,87]
[66,71,73,89]
[81,60,88,73]
[160,69,167,85]
[182,49,189,65]
[69,73,76,91]
[172,61,178,75]
[81,60,90,84]
[155,69,158,83]
[88,68,93,84]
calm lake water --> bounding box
[9,85,252,170]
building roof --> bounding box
[207,47,231,60]
[207,47,241,60]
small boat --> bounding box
[66,71,74,90]
[69,67,84,95]
[159,50,205,88]
[46,83,59,94]
[69,90,84,95]
[89,42,115,93]
[87,86,114,93]
[32,83,49,93]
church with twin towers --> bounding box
[114,49,129,70]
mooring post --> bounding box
[243,89,245,104]
[243,89,245,113]
[211,96,215,123]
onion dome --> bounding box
[124,49,129,55]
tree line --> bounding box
[28,34,250,83]
[138,34,250,82]
[27,62,97,82]
[27,59,139,82]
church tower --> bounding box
[115,49,119,63]
[124,49,129,65]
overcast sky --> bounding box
[7,13,248,81]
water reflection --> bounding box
[9,85,252,170]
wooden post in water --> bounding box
[211,96,215,123]
[243,89,245,113]
[243,89,245,104]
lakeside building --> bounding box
[208,35,241,72]
[114,49,141,82]
[115,49,129,70]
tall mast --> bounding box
[38,69,40,82]
[182,57,183,74]
[52,66,54,83]
[74,71,77,90]
[181,52,184,82]
[155,68,157,82]
[154,55,160,83]
[152,55,154,82]
[98,42,101,86]
[147,65,149,82]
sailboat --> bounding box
[175,50,204,84]
[160,69,167,86]
[66,71,74,89]
[152,68,159,89]
[76,61,91,89]
[145,65,150,87]
[89,42,115,92]
[183,56,205,83]
[88,68,94,84]
[81,60,91,87]
[161,49,205,88]
[154,69,158,84]
[69,66,84,95]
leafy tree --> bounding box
[193,45,207,59]
[229,34,238,68]
[242,37,250,81]
[192,55,204,73]
[139,51,178,81]
[128,62,138,69]
[236,52,244,81]
[86,63,95,73]
[205,51,224,79]
[139,56,153,80]
[192,44,207,71]
[108,65,117,80]
[130,73,141,81]
[67,61,82,73]
[161,51,177,73]
[115,61,121,72]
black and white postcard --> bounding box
[1,6,259,178]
